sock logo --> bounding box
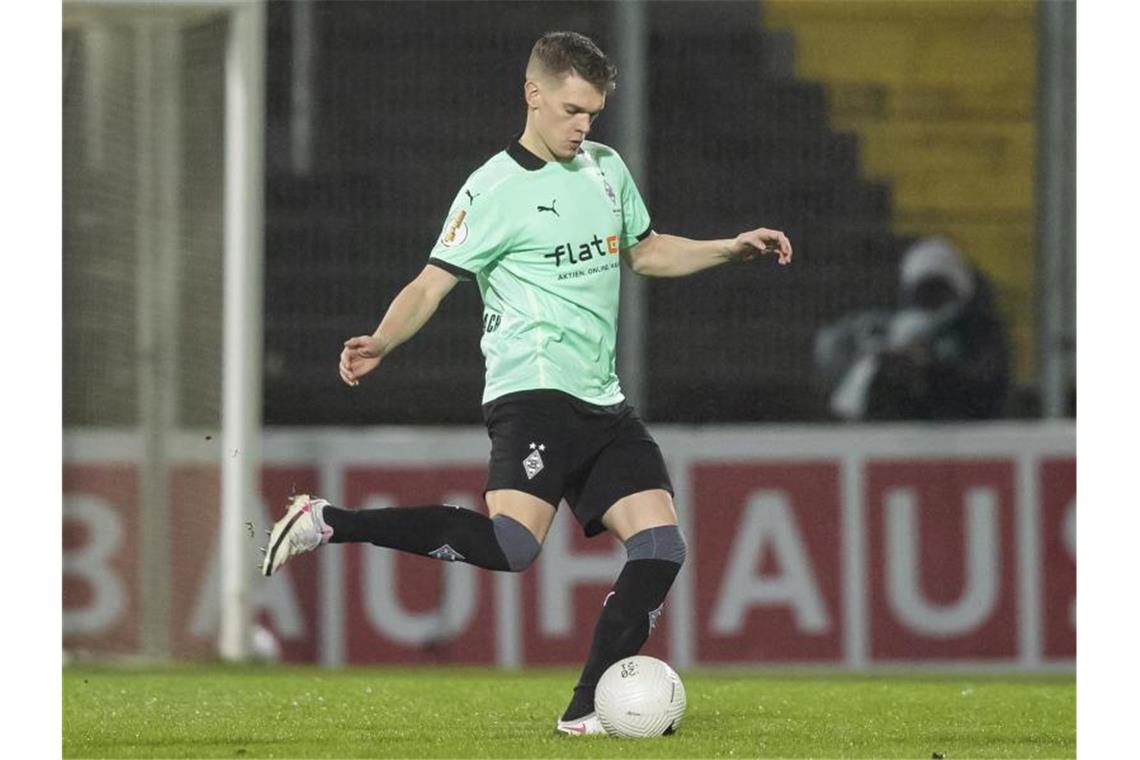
[648,602,665,633]
[428,544,465,562]
[522,442,546,480]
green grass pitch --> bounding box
[63,665,1074,758]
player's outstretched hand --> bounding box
[339,335,384,387]
[731,227,793,266]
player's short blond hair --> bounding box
[527,31,617,93]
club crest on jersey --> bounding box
[440,209,469,247]
[603,178,618,208]
[523,442,546,480]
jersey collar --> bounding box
[507,136,549,171]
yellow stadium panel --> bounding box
[852,122,1035,183]
[763,0,1038,384]
[766,0,1034,25]
[911,27,1034,87]
[828,82,1033,124]
[786,25,918,85]
[887,171,1029,215]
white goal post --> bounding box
[63,0,265,662]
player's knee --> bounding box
[492,514,542,571]
[624,524,686,567]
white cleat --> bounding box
[261,494,332,576]
[555,712,605,736]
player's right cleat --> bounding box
[554,712,605,736]
[261,494,333,576]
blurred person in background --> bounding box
[815,236,1009,421]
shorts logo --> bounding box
[523,442,546,480]
[440,209,469,247]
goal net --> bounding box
[63,1,262,663]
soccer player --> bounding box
[262,31,792,735]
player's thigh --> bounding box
[600,488,678,543]
[482,391,573,544]
[570,408,675,539]
[486,488,557,544]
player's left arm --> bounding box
[623,227,793,278]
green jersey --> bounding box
[427,139,652,406]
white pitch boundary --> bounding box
[63,422,1075,466]
[494,571,522,670]
[318,459,345,667]
[690,659,1075,675]
[1017,451,1043,668]
[666,449,694,670]
[841,452,868,671]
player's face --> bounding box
[532,73,606,160]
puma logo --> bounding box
[537,199,559,216]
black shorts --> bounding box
[482,389,674,538]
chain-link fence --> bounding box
[259,0,1065,425]
[61,1,1075,429]
[64,16,226,431]
[64,11,229,659]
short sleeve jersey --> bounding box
[427,139,652,406]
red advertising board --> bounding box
[866,460,1017,660]
[518,508,671,666]
[62,461,321,661]
[63,465,140,655]
[1040,458,1076,660]
[167,465,322,662]
[340,466,498,664]
[62,428,1076,669]
[692,462,843,663]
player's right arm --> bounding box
[338,264,459,387]
[339,167,512,387]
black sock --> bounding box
[323,504,512,571]
[561,558,682,721]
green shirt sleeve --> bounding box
[427,182,513,280]
[614,154,652,250]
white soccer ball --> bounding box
[595,655,686,737]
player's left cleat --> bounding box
[261,494,333,576]
[555,712,605,736]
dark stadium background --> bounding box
[255,0,1068,426]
